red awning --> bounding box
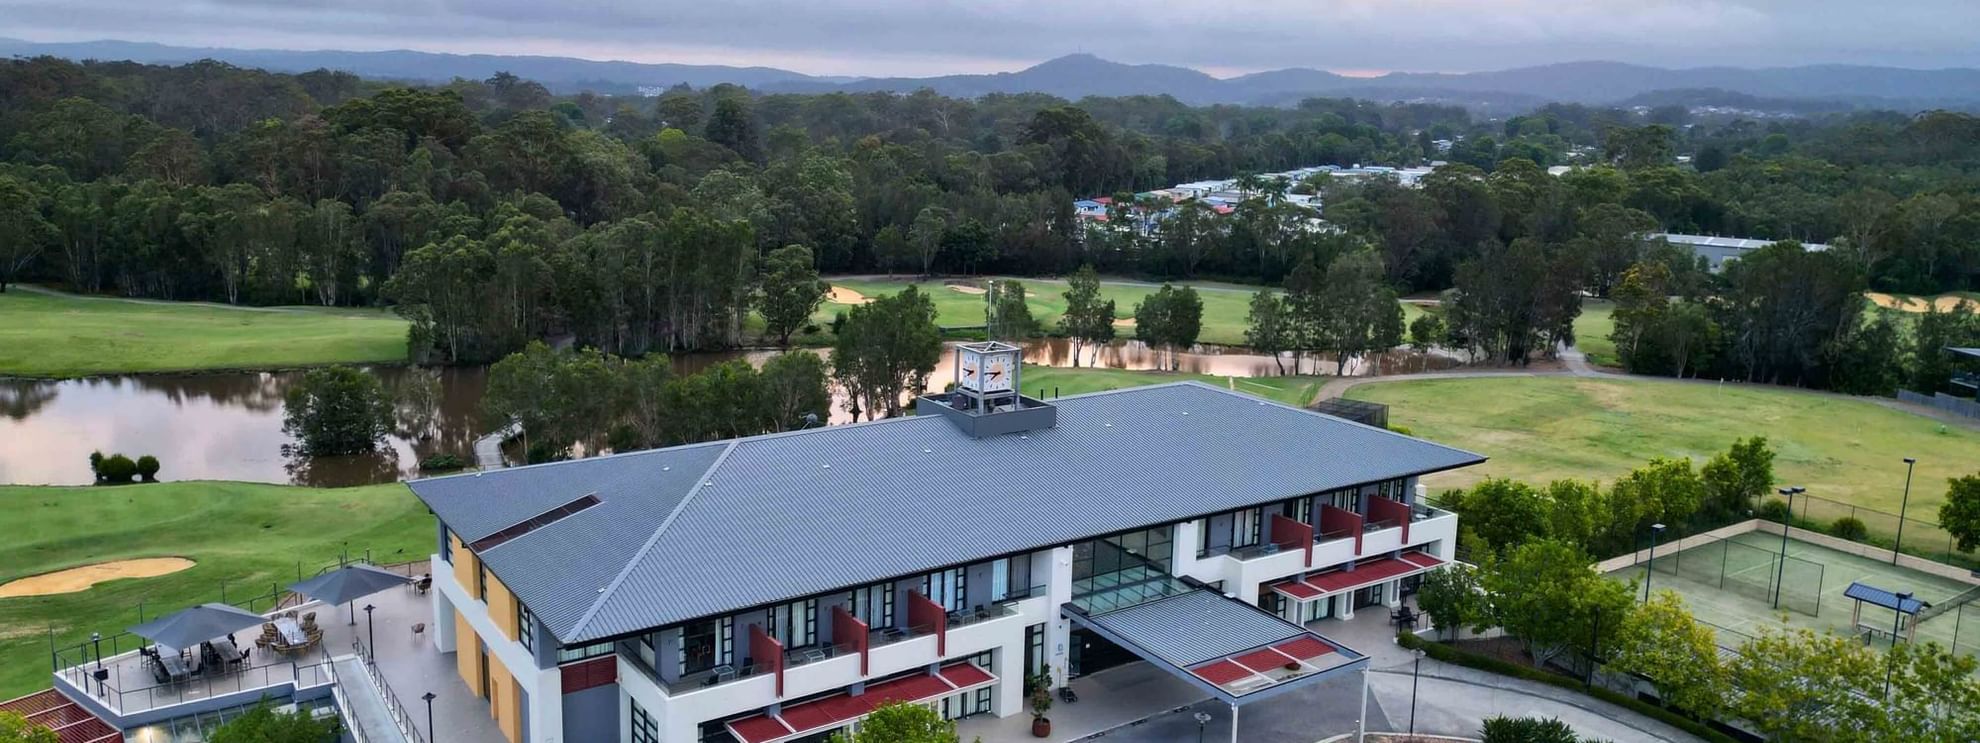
[726,662,1000,743]
[1186,635,1346,696]
[1271,551,1446,603]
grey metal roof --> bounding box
[1654,233,1831,252]
[1948,347,1980,359]
[1080,589,1308,668]
[410,381,1484,644]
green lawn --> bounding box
[1574,299,1617,367]
[819,276,1292,347]
[0,481,432,697]
[1348,376,1980,515]
[0,289,410,378]
[1022,364,1322,407]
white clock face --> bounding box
[959,349,983,391]
[983,353,1014,392]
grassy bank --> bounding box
[0,481,432,697]
[0,288,410,378]
[1021,364,1323,407]
[1573,299,1617,367]
[1348,376,1980,514]
[819,276,1422,348]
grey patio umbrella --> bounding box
[289,563,411,624]
[128,603,266,649]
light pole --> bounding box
[1408,648,1426,736]
[363,604,377,660]
[423,692,437,743]
[1194,710,1211,743]
[1773,487,1804,609]
[1884,592,1913,698]
[90,632,103,696]
[1642,523,1667,602]
[1895,458,1917,564]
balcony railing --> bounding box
[57,643,335,716]
[660,659,775,695]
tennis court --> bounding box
[1606,530,1980,652]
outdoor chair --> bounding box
[302,611,316,624]
[411,623,426,643]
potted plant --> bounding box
[1028,674,1053,737]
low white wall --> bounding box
[1591,519,1980,588]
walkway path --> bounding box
[333,654,409,743]
[473,422,519,470]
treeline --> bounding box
[1,56,1978,368]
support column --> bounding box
[1338,595,1355,620]
[1385,580,1403,609]
[1357,666,1369,743]
[433,577,458,653]
[1174,519,1203,580]
[1047,546,1074,687]
[1229,703,1240,743]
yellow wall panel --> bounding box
[453,609,482,699]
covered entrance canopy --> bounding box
[725,662,998,743]
[1064,588,1365,705]
[1271,551,1445,603]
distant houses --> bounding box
[1072,162,1438,237]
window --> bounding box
[1282,497,1312,524]
[849,582,895,627]
[766,598,818,648]
[517,605,535,652]
[630,699,658,743]
[557,641,612,664]
[678,617,734,675]
[1231,508,1261,549]
[922,568,966,613]
[1024,623,1045,679]
[697,721,739,743]
[990,558,1010,603]
[475,562,488,602]
[440,526,453,565]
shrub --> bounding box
[1830,516,1868,542]
[1481,716,1580,743]
[418,453,466,473]
[135,455,161,481]
[1388,424,1416,436]
[1757,499,1790,522]
[88,450,104,479]
[97,454,139,484]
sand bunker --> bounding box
[946,283,987,295]
[1866,292,1977,313]
[827,286,872,305]
[0,558,196,598]
[1112,318,1137,328]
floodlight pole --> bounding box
[1894,458,1916,565]
[1643,523,1667,602]
[1884,591,1913,698]
[1773,487,1803,609]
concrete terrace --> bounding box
[54,570,502,743]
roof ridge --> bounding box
[567,439,740,639]
[1191,381,1489,463]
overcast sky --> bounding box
[5,0,1978,77]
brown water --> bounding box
[0,340,1446,486]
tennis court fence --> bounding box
[1646,535,1826,617]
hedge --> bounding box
[1395,632,1737,743]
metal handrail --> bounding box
[63,651,335,714]
[351,637,429,743]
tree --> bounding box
[1245,290,1291,375]
[1479,538,1634,668]
[1445,478,1549,553]
[1134,283,1202,370]
[282,365,393,455]
[1057,265,1116,367]
[1608,457,1706,536]
[208,700,338,743]
[1416,563,1486,640]
[828,701,961,743]
[1941,474,1980,553]
[1700,436,1775,521]
[482,343,622,460]
[1880,640,1980,741]
[758,244,828,346]
[832,286,942,420]
[0,711,57,743]
[1608,591,1726,717]
[909,206,951,277]
[1727,627,1883,742]
[758,351,830,432]
[704,95,763,162]
[986,279,1039,340]
[0,175,55,292]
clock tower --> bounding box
[951,341,1024,414]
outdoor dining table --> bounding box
[273,617,307,646]
[156,649,189,680]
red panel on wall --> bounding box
[907,590,948,658]
[832,604,871,676]
[1269,513,1316,567]
[1369,496,1411,543]
[1319,505,1364,555]
[749,623,785,698]
[559,656,617,694]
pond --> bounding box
[0,339,1445,487]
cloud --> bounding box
[2,0,1976,76]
